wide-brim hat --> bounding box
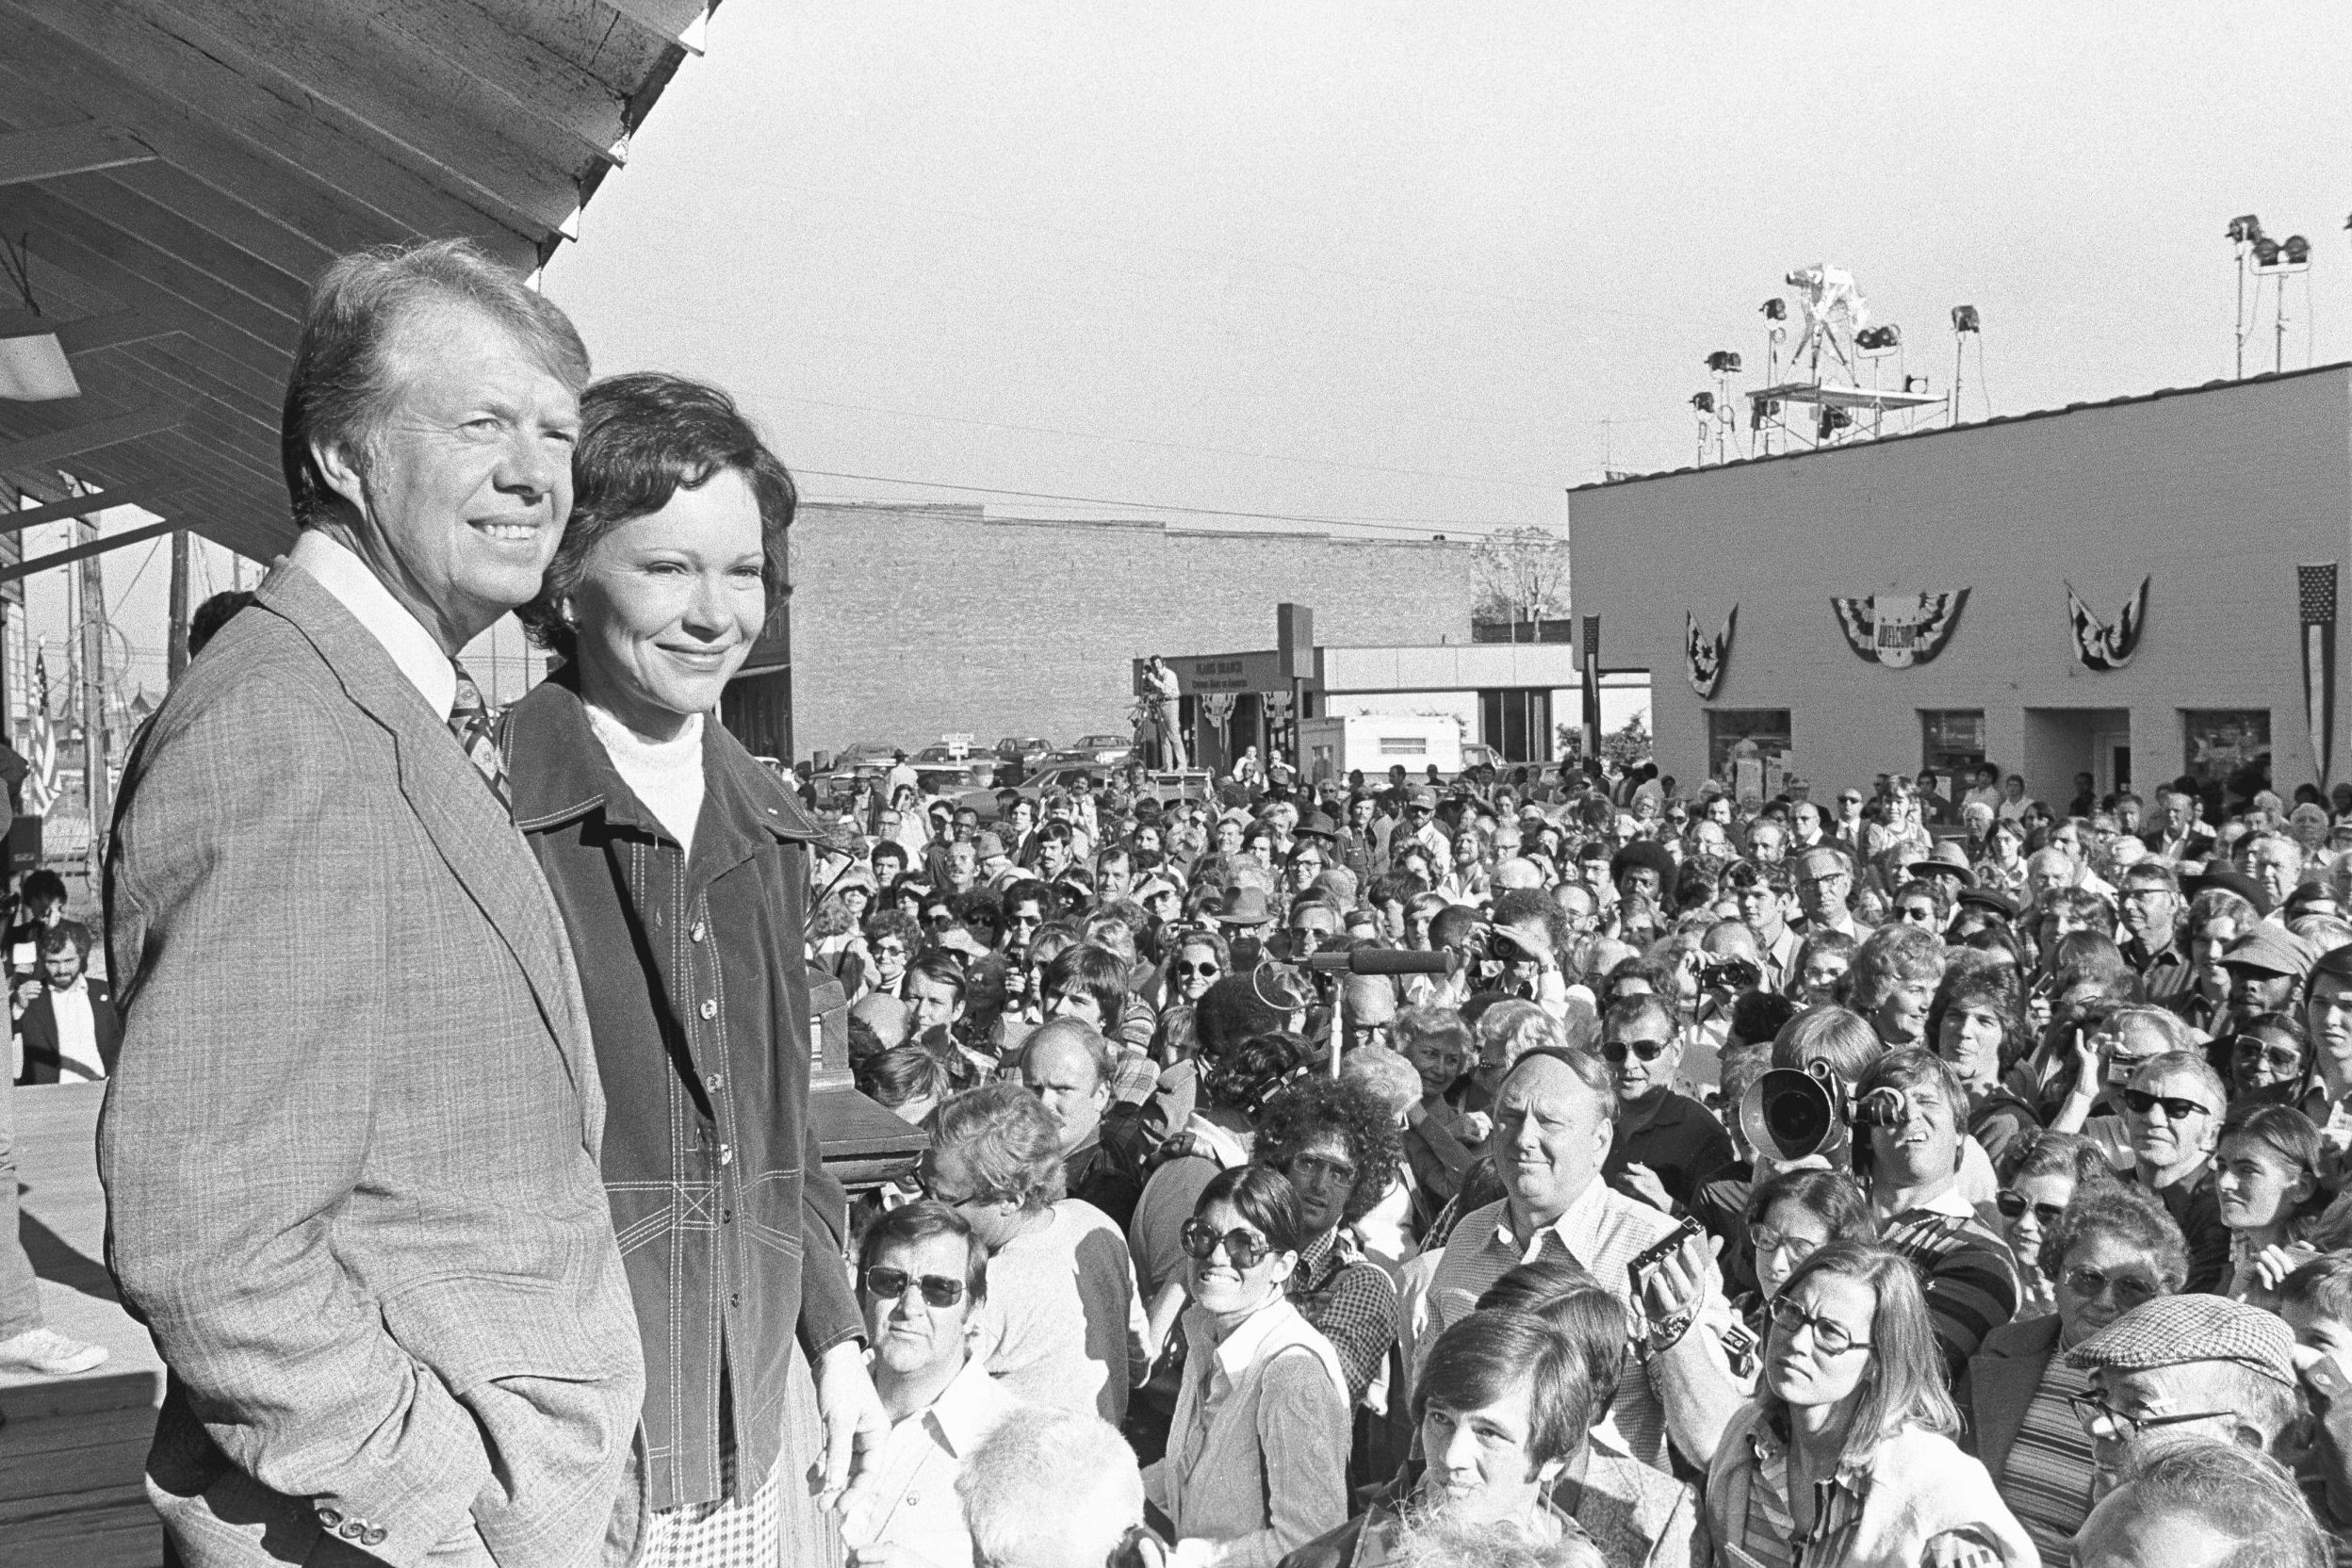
[1908,841,1978,886]
[1295,809,1339,841]
[2183,866,2272,917]
[1215,886,1273,927]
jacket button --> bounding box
[699,999,717,1020]
[318,1508,344,1527]
[340,1521,366,1540]
[705,1072,724,1091]
[717,1144,734,1166]
[691,922,707,942]
[362,1527,388,1547]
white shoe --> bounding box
[0,1326,109,1376]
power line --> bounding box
[792,469,1527,535]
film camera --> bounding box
[1737,1060,1910,1164]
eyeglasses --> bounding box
[1600,1037,1672,1063]
[1005,912,1043,928]
[2061,1264,2161,1308]
[2231,1035,2306,1072]
[1768,1294,1871,1356]
[2069,1395,2231,1442]
[1180,1217,1274,1270]
[1995,1189,2067,1226]
[863,1266,968,1308]
[2122,1088,2214,1122]
[872,942,907,959]
[1838,795,1862,806]
[1284,1152,1359,1187]
[1747,1226,1819,1263]
[1175,960,1221,978]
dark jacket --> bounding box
[16,974,122,1083]
[1959,1310,2065,1482]
[505,677,861,1512]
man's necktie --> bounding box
[449,662,510,810]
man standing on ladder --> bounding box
[1140,654,1185,770]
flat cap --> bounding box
[2065,1294,2297,1388]
[972,830,1008,859]
[2184,866,2272,917]
[2220,925,2316,979]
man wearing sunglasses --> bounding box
[1598,996,1732,1216]
[2063,1292,2303,1496]
[839,1201,1025,1568]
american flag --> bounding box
[2302,564,2338,790]
[1580,614,1602,757]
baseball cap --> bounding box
[1408,787,1439,810]
[2065,1294,2297,1389]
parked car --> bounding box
[952,761,1102,821]
[1069,732,1134,765]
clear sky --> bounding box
[47,2,2352,710]
[542,0,2352,543]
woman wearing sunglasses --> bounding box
[1150,928,1229,1068]
[1988,1131,2110,1319]
[1959,1184,2187,1563]
[1143,1166,1350,1564]
[1707,1240,2036,1568]
[2229,1008,2328,1118]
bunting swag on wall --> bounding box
[2066,577,2149,672]
[1831,589,1968,669]
[1686,606,1735,698]
[2301,564,2338,789]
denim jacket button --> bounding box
[717,1143,734,1166]
[699,999,717,1020]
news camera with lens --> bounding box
[1737,1060,1910,1165]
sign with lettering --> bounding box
[1134,650,1316,696]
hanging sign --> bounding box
[1686,606,1735,698]
[2066,577,2149,672]
[1832,589,1969,669]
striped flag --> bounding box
[1581,613,1602,760]
[2302,564,2338,790]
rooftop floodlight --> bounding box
[1690,391,1716,413]
[2229,215,2264,244]
[1761,298,1787,320]
[2285,235,2312,266]
[1706,350,1743,374]
[1818,406,1852,439]
[1951,304,1980,334]
[1854,324,1902,354]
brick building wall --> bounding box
[1568,366,2352,804]
[784,502,1479,758]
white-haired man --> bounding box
[958,1408,1159,1568]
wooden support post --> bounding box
[167,528,190,682]
[76,514,108,879]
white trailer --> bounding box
[1298,714,1464,787]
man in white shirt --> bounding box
[839,1201,1026,1568]
[14,921,119,1084]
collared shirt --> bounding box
[46,976,102,1081]
[1876,1184,2021,1384]
[837,1356,1024,1568]
[287,530,455,719]
[1428,1183,1736,1471]
[1719,1420,2005,1568]
[1285,1229,1398,1405]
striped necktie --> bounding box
[449,662,510,810]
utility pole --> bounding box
[167,529,191,681]
[75,505,108,884]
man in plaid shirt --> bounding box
[1425,1043,1742,1472]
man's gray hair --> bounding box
[2114,1438,2328,1568]
[957,1408,1144,1564]
[282,237,591,528]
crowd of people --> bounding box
[3,234,2347,1568]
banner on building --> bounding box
[1831,589,1969,668]
[2065,576,2149,672]
[2301,563,2338,789]
[1686,606,1735,699]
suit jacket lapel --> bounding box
[254,564,595,1106]
[1971,1315,2061,1478]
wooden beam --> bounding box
[0,404,179,471]
[2,487,159,530]
[0,121,153,186]
[603,0,709,56]
[0,514,173,582]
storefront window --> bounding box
[2181,710,2271,804]
[1919,710,1986,776]
[1707,710,1791,784]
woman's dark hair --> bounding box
[1042,944,1132,1021]
[1252,1076,1402,1228]
[858,1199,988,1305]
[1413,1309,1591,1472]
[1924,963,2027,1069]
[1745,1168,1878,1244]
[1194,1164,1306,1258]
[863,908,922,955]
[517,371,796,659]
[1476,1258,1625,1425]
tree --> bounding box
[1471,526,1571,634]
[1600,711,1651,772]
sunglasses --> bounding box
[2232,1035,2306,1072]
[1175,960,1221,978]
[1180,1217,1275,1270]
[863,1266,968,1308]
[2122,1088,2213,1122]
[1995,1189,2067,1226]
[1600,1037,1672,1063]
[2062,1263,2160,1308]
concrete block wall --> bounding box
[1567,368,2352,803]
[786,502,1479,757]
